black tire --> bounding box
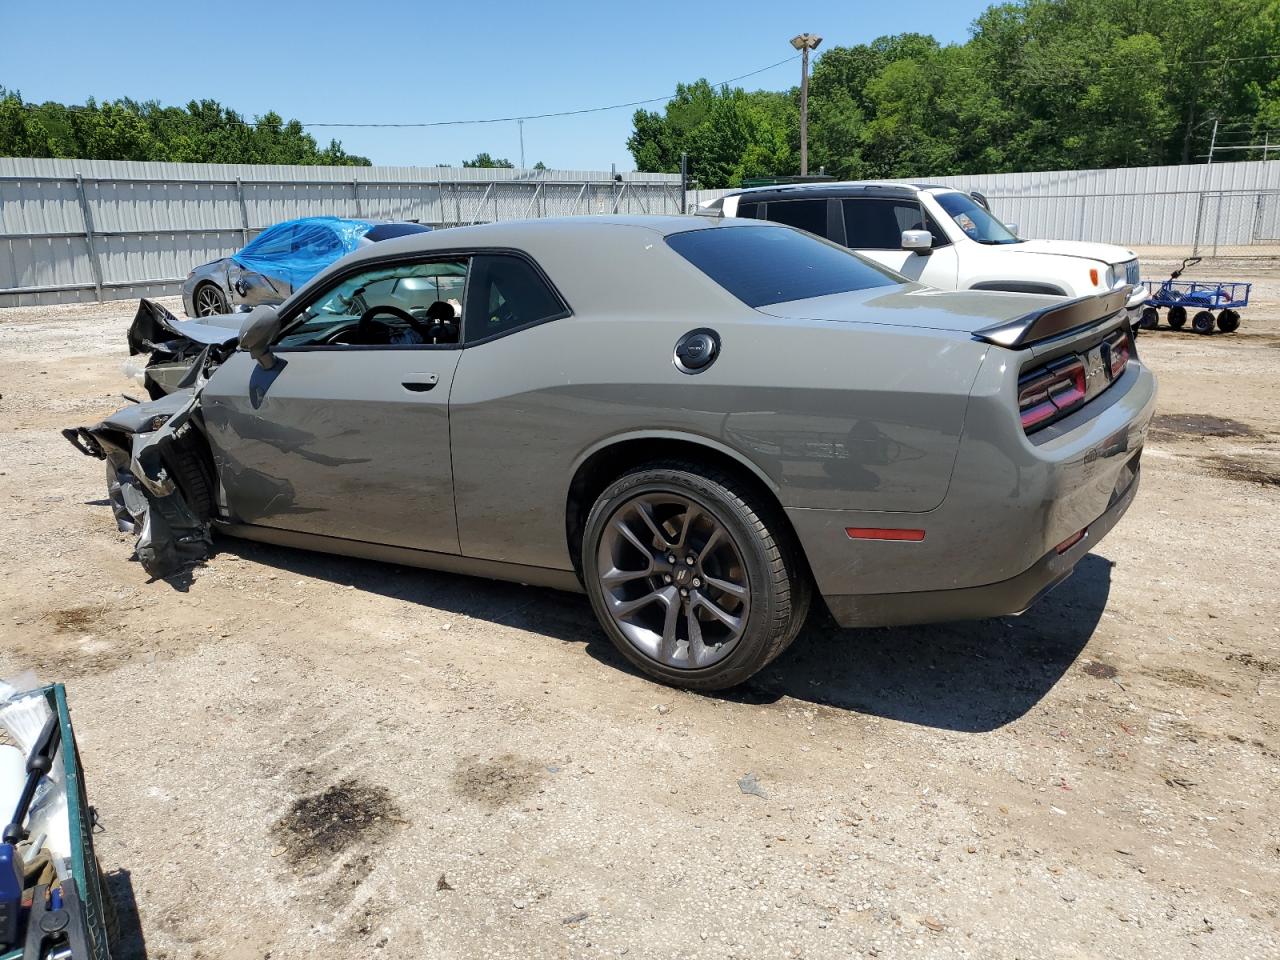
[1167,305,1187,329]
[583,461,811,691]
[1139,306,1159,330]
[1217,309,1241,333]
[1192,310,1215,334]
[192,282,228,317]
[163,439,215,517]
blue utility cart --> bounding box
[1138,257,1250,334]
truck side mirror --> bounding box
[239,305,282,369]
[1005,222,1020,237]
[901,229,933,254]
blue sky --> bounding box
[2,0,993,170]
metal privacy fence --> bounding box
[0,158,684,306]
[690,159,1280,258]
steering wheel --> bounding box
[357,305,430,344]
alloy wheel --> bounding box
[195,286,225,316]
[596,492,750,670]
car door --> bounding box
[841,198,960,288]
[199,256,467,554]
[446,252,574,567]
[228,223,298,307]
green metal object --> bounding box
[1,684,112,960]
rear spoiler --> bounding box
[973,289,1127,348]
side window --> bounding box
[842,198,952,250]
[763,199,828,237]
[464,254,566,343]
[737,201,760,220]
[842,199,910,249]
[277,259,468,349]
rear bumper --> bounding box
[822,460,1139,627]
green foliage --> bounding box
[0,89,370,165]
[628,0,1280,186]
[463,152,514,168]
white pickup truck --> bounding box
[703,182,1148,322]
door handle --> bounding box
[402,374,440,392]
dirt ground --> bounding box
[1,257,1277,960]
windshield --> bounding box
[933,192,1020,245]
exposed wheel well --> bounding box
[564,437,806,583]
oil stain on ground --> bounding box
[452,754,544,809]
[1201,454,1280,487]
[1149,413,1260,441]
[1081,660,1119,680]
[271,778,405,868]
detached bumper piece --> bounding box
[62,387,213,580]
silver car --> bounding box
[181,217,434,317]
[67,216,1156,690]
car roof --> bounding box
[726,181,968,202]
[292,215,787,317]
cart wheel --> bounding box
[1167,305,1187,329]
[1192,310,1215,334]
[1217,309,1240,333]
[1139,306,1159,330]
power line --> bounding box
[291,55,801,129]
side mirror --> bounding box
[1005,222,1020,237]
[239,305,281,369]
[901,229,933,253]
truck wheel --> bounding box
[1192,310,1215,334]
[1167,305,1187,330]
[1139,306,1159,330]
[1217,309,1240,333]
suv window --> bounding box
[933,191,1019,245]
[762,199,828,237]
[666,224,899,308]
[240,223,297,258]
[278,259,467,349]
[842,199,949,250]
[464,254,567,342]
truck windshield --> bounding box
[933,192,1020,245]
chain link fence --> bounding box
[1193,189,1280,257]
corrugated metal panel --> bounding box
[0,157,683,305]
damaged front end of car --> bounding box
[127,297,240,399]
[62,353,218,579]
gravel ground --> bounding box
[1,258,1278,960]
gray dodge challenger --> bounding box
[65,215,1155,690]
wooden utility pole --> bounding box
[791,33,823,176]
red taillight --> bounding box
[1106,330,1131,379]
[1018,357,1086,431]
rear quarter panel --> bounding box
[448,310,988,570]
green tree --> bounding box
[0,89,371,165]
[463,152,514,168]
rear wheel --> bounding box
[1192,310,1215,334]
[1217,309,1241,333]
[1139,306,1159,330]
[583,462,810,691]
[193,283,228,317]
[1167,305,1187,329]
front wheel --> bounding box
[193,283,228,317]
[583,462,810,691]
[1192,310,1215,334]
[1167,305,1187,329]
[1139,306,1159,330]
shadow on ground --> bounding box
[214,536,1111,734]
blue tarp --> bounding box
[230,216,374,290]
